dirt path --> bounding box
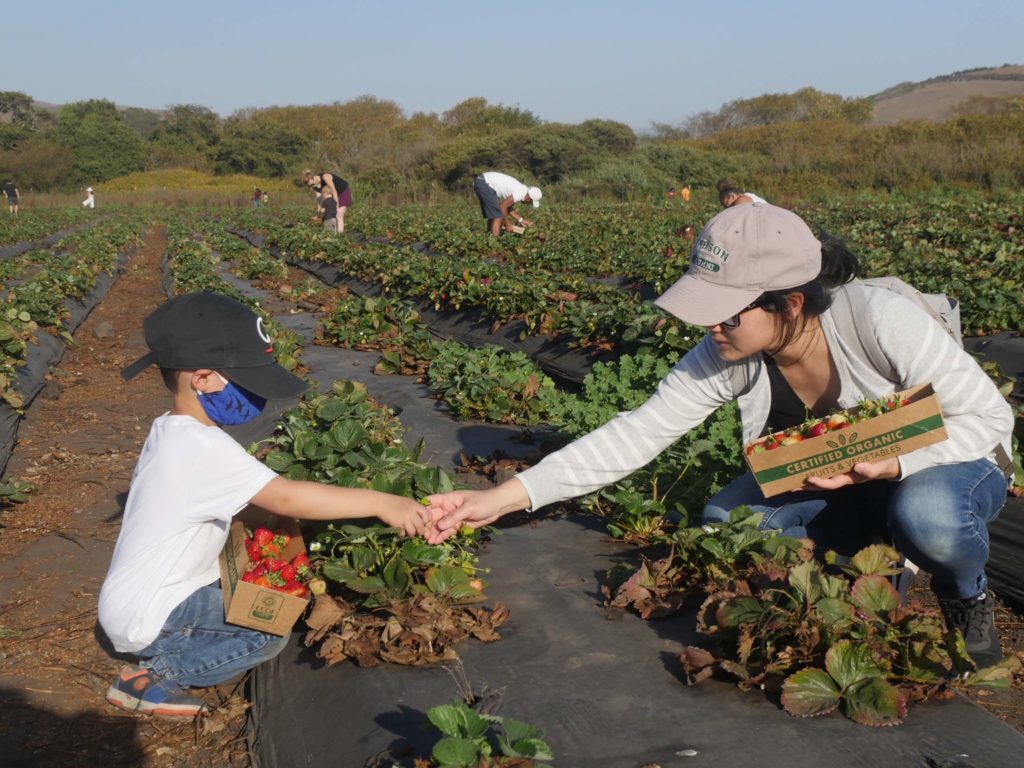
[0,225,249,767]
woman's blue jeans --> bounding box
[135,582,290,687]
[702,458,1008,600]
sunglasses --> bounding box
[720,297,773,329]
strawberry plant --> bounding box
[310,522,484,607]
[319,294,439,375]
[682,541,1021,726]
[419,700,554,767]
[427,342,558,425]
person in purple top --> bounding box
[303,170,353,233]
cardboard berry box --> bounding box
[744,383,948,498]
[219,516,310,636]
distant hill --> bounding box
[870,65,1024,125]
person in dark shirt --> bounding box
[317,188,338,233]
[4,181,18,215]
[303,170,352,233]
[253,187,262,209]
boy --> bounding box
[318,187,338,233]
[100,293,429,718]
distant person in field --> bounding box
[473,171,542,236]
[262,191,269,205]
[717,177,766,208]
[318,188,338,233]
[82,187,96,209]
[303,170,352,233]
[4,180,18,215]
[253,187,262,209]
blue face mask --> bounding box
[198,374,267,425]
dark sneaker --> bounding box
[106,666,208,719]
[938,591,1003,669]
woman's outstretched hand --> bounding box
[425,479,531,544]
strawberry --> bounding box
[807,421,829,438]
[264,558,287,573]
[241,571,260,584]
[291,554,312,580]
[246,541,263,563]
[253,527,275,549]
[260,542,283,558]
[308,578,327,596]
[281,580,309,598]
[780,434,804,445]
[278,563,297,582]
[250,563,268,578]
[827,413,849,430]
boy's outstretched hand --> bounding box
[377,496,432,537]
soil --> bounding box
[0,225,1021,768]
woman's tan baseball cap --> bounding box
[655,202,821,326]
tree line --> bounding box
[1,88,1022,199]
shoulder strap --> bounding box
[830,281,899,382]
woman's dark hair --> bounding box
[757,229,861,353]
[718,187,743,205]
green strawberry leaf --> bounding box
[825,640,884,691]
[432,736,480,767]
[263,451,294,472]
[963,655,1022,688]
[781,668,841,717]
[428,703,489,739]
[849,544,903,576]
[425,565,471,595]
[715,597,763,629]
[841,677,906,727]
[851,574,901,616]
[788,561,822,604]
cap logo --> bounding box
[695,237,730,261]
[256,317,272,344]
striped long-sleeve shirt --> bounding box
[517,286,1014,511]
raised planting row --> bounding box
[0,214,145,408]
[0,208,97,249]
[217,213,696,362]
[229,196,1024,336]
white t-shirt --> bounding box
[98,414,278,652]
[745,192,768,204]
[482,172,529,203]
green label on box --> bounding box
[250,592,283,622]
[753,414,945,484]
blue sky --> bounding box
[4,1,1022,129]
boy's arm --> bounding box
[249,476,428,536]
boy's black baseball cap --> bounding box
[120,292,308,400]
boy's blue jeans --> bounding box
[702,458,1008,600]
[136,582,290,687]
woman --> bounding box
[427,202,1013,668]
[303,170,352,233]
